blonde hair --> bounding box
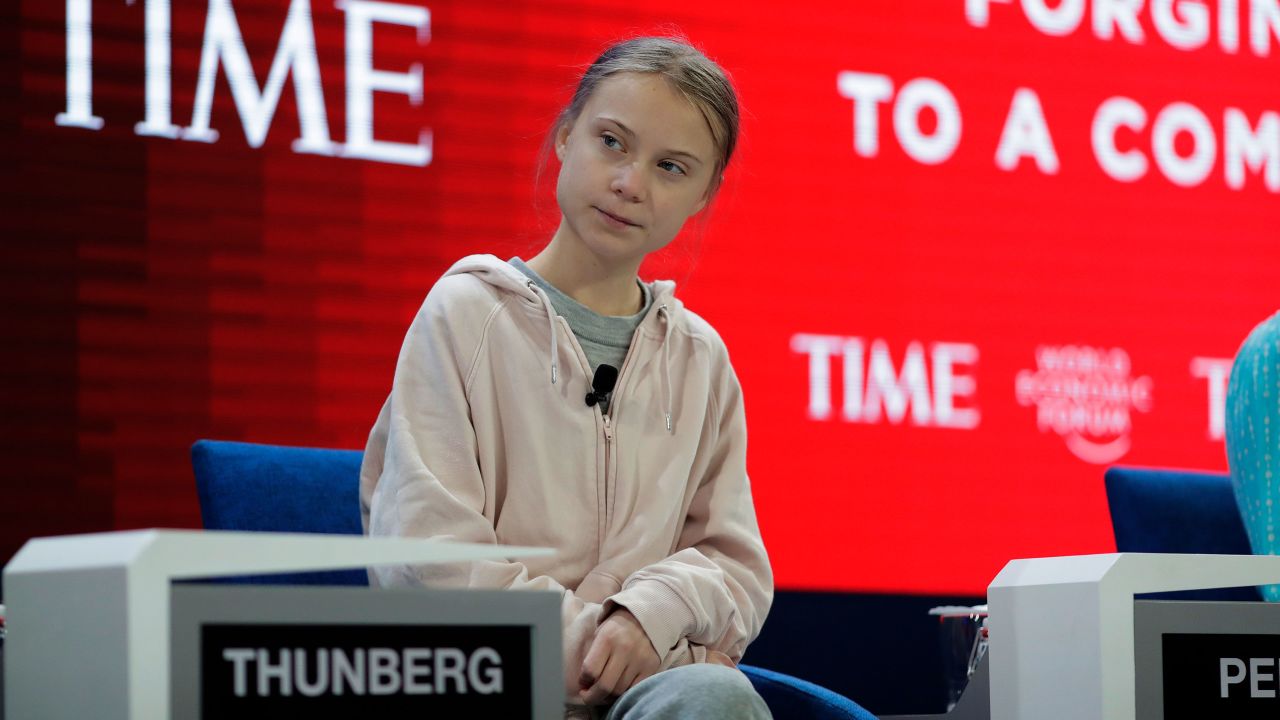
[523,36,739,259]
[555,36,740,178]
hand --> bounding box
[578,608,661,705]
[705,649,736,668]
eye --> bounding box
[601,133,622,151]
[658,160,687,176]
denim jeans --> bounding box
[601,664,772,720]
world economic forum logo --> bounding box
[1015,345,1153,464]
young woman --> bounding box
[360,36,773,719]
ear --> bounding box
[554,122,571,161]
[693,173,723,215]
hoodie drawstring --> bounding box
[530,277,673,434]
[658,304,673,434]
[527,280,558,384]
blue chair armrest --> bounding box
[741,663,879,720]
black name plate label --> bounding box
[1163,632,1280,719]
[201,623,531,718]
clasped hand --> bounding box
[577,608,739,706]
[578,608,660,705]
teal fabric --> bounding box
[1225,311,1280,601]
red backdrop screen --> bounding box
[5,0,1278,595]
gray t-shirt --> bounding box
[509,257,651,405]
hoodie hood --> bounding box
[440,254,680,317]
[441,254,682,432]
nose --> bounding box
[611,163,645,202]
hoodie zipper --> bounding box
[553,315,616,555]
[601,412,614,502]
[551,311,654,552]
[600,321,653,533]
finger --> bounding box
[623,665,647,693]
[707,650,736,668]
[582,677,613,705]
[596,653,628,702]
[579,633,609,689]
[583,653,626,705]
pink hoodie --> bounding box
[359,254,773,707]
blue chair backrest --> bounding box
[1104,466,1261,601]
[190,439,368,586]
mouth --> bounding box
[594,207,640,228]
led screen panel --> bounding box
[4,0,1278,594]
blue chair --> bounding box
[191,439,368,586]
[740,664,878,720]
[191,438,879,720]
[1103,466,1262,601]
